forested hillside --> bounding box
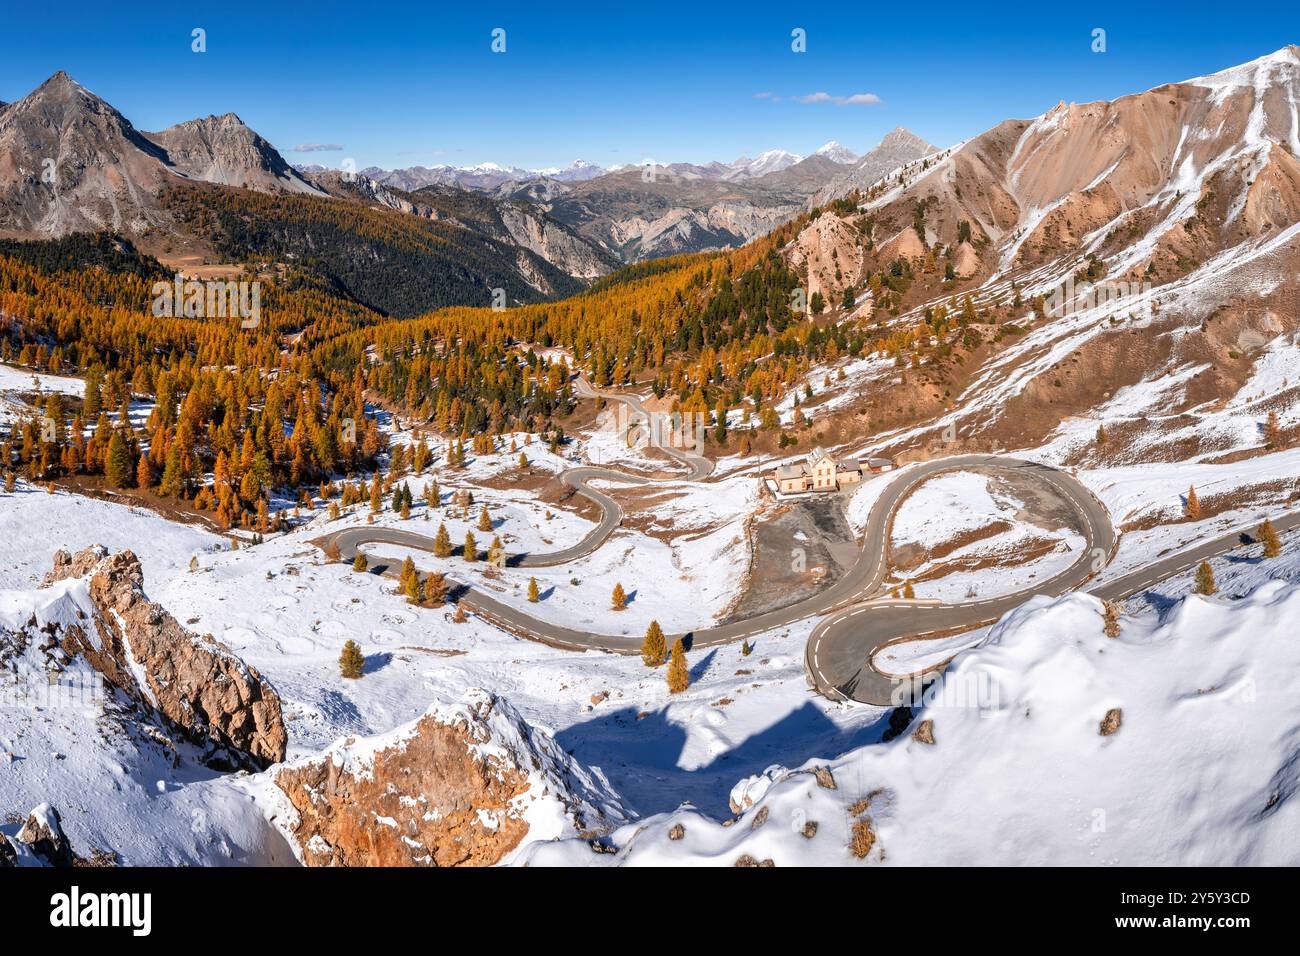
[0,178,1011,527]
[164,183,588,316]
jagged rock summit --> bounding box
[43,545,287,769]
[272,688,626,866]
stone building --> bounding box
[773,447,881,493]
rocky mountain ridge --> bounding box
[41,545,287,768]
[270,688,626,866]
[775,45,1300,465]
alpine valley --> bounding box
[1,41,1299,876]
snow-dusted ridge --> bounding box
[520,573,1300,865]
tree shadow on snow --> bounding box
[688,648,717,683]
[556,701,894,818]
[1133,589,1181,616]
[316,689,367,733]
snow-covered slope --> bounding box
[520,569,1300,865]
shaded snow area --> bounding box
[522,570,1300,865]
[1121,523,1300,610]
[886,470,1084,601]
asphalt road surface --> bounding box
[573,377,714,481]
[318,383,1295,708]
[328,379,708,570]
[807,503,1300,706]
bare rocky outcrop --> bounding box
[273,689,625,867]
[912,719,936,745]
[786,210,870,312]
[43,546,286,769]
[1099,708,1123,736]
[16,804,73,866]
[143,112,323,196]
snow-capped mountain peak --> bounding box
[463,161,520,174]
[719,149,804,180]
[813,140,859,164]
[744,148,804,175]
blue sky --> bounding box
[2,2,1297,171]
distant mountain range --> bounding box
[0,70,936,313]
[319,138,942,262]
[331,141,863,194]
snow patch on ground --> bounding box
[887,470,1084,600]
[0,482,221,591]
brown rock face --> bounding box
[274,689,624,867]
[1099,708,1123,736]
[17,804,73,866]
[44,546,287,768]
[911,719,936,745]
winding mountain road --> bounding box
[318,382,1294,709]
[572,377,714,482]
[807,506,1300,706]
[328,378,710,571]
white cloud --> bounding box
[794,91,882,106]
[755,91,883,106]
[292,143,344,152]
